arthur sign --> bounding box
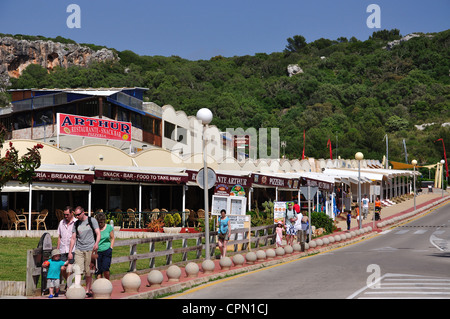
[57,113,132,142]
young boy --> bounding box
[43,249,68,298]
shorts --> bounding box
[218,233,230,241]
[60,253,75,264]
[47,278,60,288]
[286,224,297,236]
[96,248,112,275]
[74,250,93,276]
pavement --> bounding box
[30,188,450,300]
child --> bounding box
[346,210,352,231]
[276,221,284,247]
[43,249,68,298]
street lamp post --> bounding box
[412,159,417,211]
[355,152,364,229]
[196,108,213,260]
[441,159,445,198]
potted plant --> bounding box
[163,213,182,234]
[146,218,165,232]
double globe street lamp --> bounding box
[411,159,417,211]
[196,108,213,260]
[355,152,364,229]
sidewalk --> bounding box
[335,189,449,232]
[31,189,450,300]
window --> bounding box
[13,112,32,129]
[78,100,99,118]
[177,126,188,144]
[164,121,176,139]
[34,109,54,127]
[131,112,142,129]
[154,119,161,136]
[117,108,128,122]
[57,103,76,116]
[143,116,154,134]
[102,102,116,120]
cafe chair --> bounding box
[126,208,138,228]
[197,209,205,219]
[188,209,198,227]
[149,209,159,223]
[35,209,49,230]
[0,210,10,230]
[55,209,64,222]
[7,209,27,230]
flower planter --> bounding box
[163,227,182,234]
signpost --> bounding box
[300,186,318,242]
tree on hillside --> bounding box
[284,35,307,53]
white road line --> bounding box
[347,273,450,299]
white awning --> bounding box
[1,181,29,193]
[32,182,90,191]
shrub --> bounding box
[146,218,164,232]
[164,214,174,227]
[173,213,181,226]
[311,212,334,234]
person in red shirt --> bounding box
[293,200,300,214]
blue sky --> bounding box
[0,0,448,60]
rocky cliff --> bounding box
[0,36,118,87]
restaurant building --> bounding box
[0,87,419,230]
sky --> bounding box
[0,0,449,61]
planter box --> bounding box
[163,227,182,234]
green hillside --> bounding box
[4,29,450,166]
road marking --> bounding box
[348,273,450,299]
[413,229,427,234]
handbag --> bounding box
[218,232,226,240]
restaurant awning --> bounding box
[250,172,299,190]
[186,169,252,187]
[94,166,188,184]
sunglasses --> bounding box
[75,212,83,217]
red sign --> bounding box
[57,113,132,142]
[95,170,188,184]
[34,171,94,183]
[187,170,252,187]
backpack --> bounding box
[75,217,97,241]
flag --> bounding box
[435,138,448,177]
[327,139,333,160]
[302,130,305,160]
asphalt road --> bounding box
[172,201,450,299]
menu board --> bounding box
[274,201,287,224]
[212,195,246,216]
[211,196,228,215]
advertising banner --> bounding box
[57,113,132,142]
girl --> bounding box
[276,221,284,247]
[217,209,231,258]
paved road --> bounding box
[172,200,450,299]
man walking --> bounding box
[57,206,76,284]
[362,194,370,220]
[285,202,298,246]
[68,206,100,297]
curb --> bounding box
[124,195,450,299]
